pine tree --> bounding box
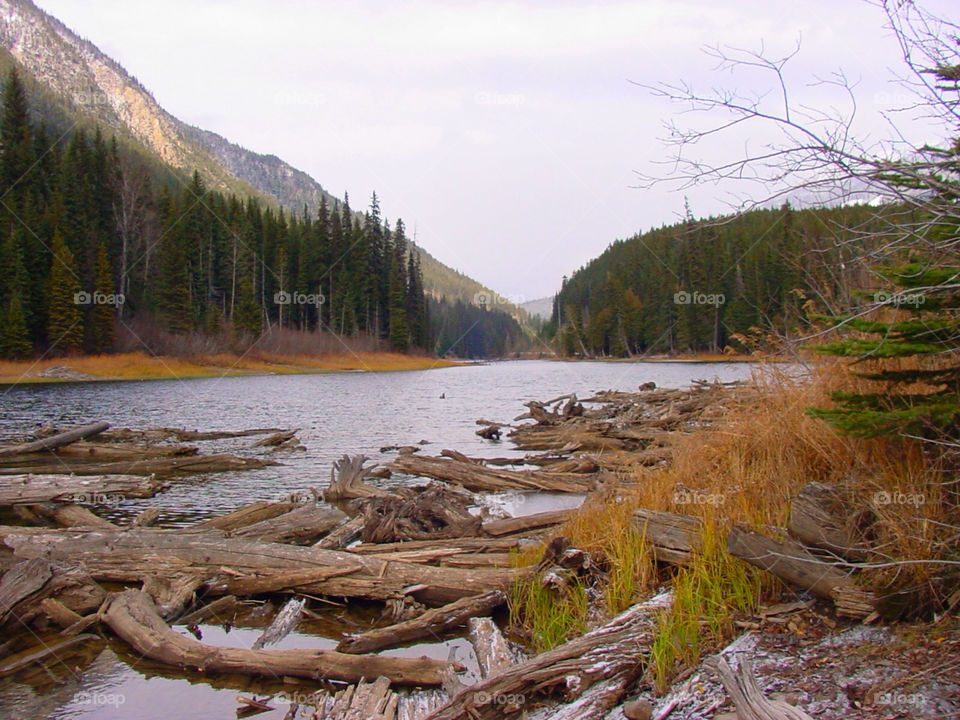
[84,243,116,353]
[46,231,84,354]
[388,219,410,351]
[1,290,31,358]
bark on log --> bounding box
[787,483,871,562]
[230,505,348,545]
[727,526,855,600]
[428,590,672,720]
[0,474,164,505]
[6,529,524,607]
[481,509,573,537]
[102,590,457,686]
[468,616,515,679]
[713,656,814,720]
[0,422,109,457]
[337,590,506,654]
[633,509,703,565]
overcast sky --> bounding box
[35,0,957,302]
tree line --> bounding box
[0,69,432,359]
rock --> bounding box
[623,698,652,720]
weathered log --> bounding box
[40,441,198,461]
[787,483,871,562]
[481,509,573,537]
[102,589,457,686]
[176,595,239,626]
[231,505,348,545]
[337,590,506,654]
[98,427,284,443]
[132,507,160,528]
[313,676,399,719]
[6,529,524,606]
[726,526,855,600]
[468,616,515,679]
[0,473,164,505]
[315,515,364,549]
[0,558,52,623]
[0,454,278,477]
[38,597,84,629]
[361,485,482,543]
[713,656,814,720]
[31,502,119,531]
[142,572,208,619]
[387,453,594,493]
[0,558,105,629]
[202,565,364,597]
[633,508,703,565]
[193,500,297,531]
[0,421,109,457]
[251,429,298,448]
[252,597,304,649]
[324,454,397,501]
[346,536,523,555]
[440,553,514,568]
[428,591,672,720]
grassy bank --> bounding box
[510,360,951,692]
[0,351,462,385]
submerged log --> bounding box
[633,508,703,565]
[102,590,456,686]
[251,429,298,448]
[0,421,109,457]
[0,474,164,505]
[787,483,871,562]
[430,591,672,720]
[324,454,397,501]
[337,590,506,654]
[230,505,348,545]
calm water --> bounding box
[0,359,754,720]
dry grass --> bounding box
[0,350,460,385]
[510,357,956,689]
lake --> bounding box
[0,359,754,720]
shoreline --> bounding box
[0,351,464,386]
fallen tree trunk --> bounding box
[0,422,109,458]
[337,590,505,654]
[0,558,105,629]
[230,505,348,545]
[346,536,523,555]
[6,529,525,606]
[315,515,364,549]
[481,509,573,537]
[387,453,594,493]
[102,590,456,686]
[714,656,815,720]
[469,616,516,679]
[193,500,297,532]
[428,590,672,720]
[787,483,871,562]
[0,474,165,505]
[0,454,277,477]
[633,508,703,565]
[30,502,119,531]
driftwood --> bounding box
[230,505,348,545]
[6,529,524,606]
[0,634,101,677]
[251,597,304,649]
[176,595,239,626]
[428,591,672,720]
[31,502,119,531]
[0,558,105,629]
[387,453,594,493]
[787,483,871,562]
[315,515,364,549]
[633,508,703,565]
[713,656,814,720]
[312,676,399,719]
[337,590,506,654]
[0,473,165,505]
[468,616,516,679]
[98,426,283,443]
[0,421,109,457]
[102,589,457,686]
[251,429,298,447]
[481,509,573,537]
[346,537,523,555]
[194,500,298,531]
[0,454,277,477]
[142,572,208,619]
[324,455,397,501]
[361,485,481,543]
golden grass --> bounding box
[0,350,461,384]
[509,358,953,688]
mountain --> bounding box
[520,296,554,320]
[0,0,509,309]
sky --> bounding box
[34,0,958,302]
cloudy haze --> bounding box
[35,0,956,301]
